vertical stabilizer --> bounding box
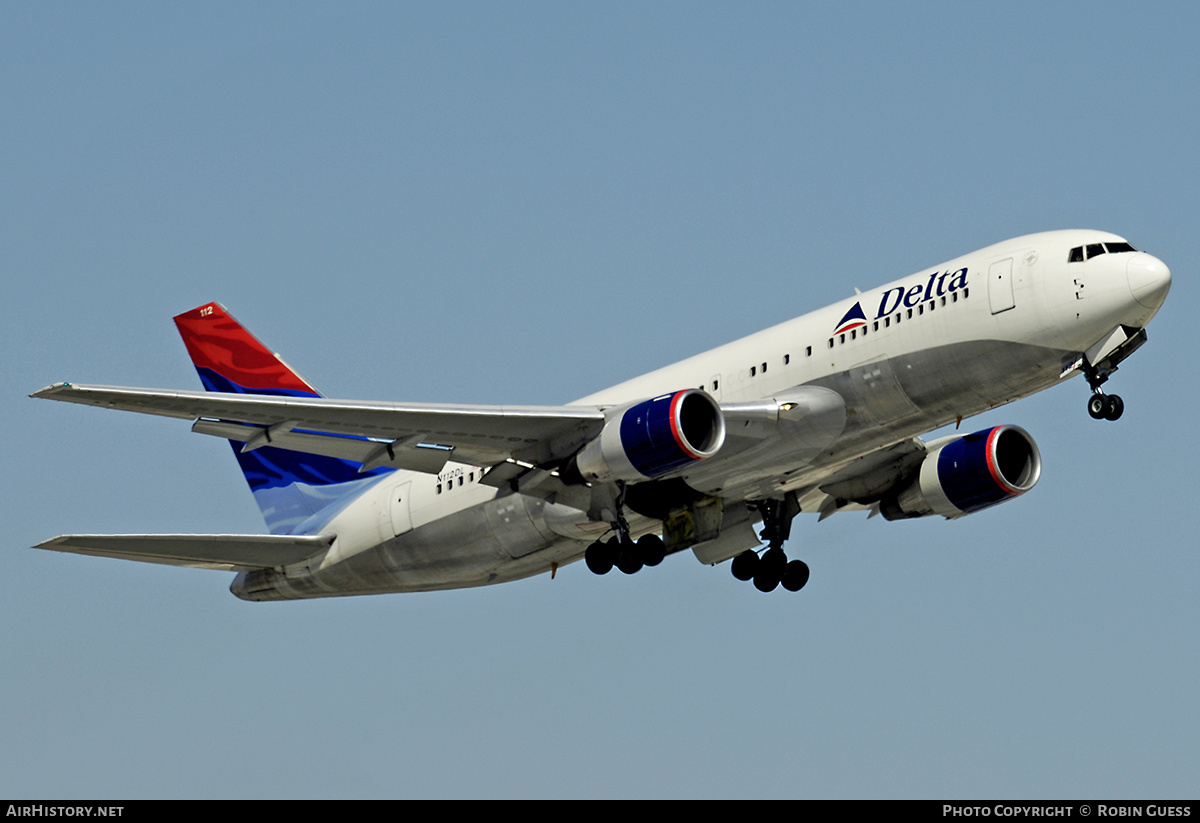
[173,303,391,534]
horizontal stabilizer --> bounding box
[34,533,334,572]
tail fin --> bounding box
[174,303,392,535]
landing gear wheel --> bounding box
[753,566,781,592]
[781,560,810,592]
[760,547,787,576]
[753,547,787,592]
[615,537,643,575]
[1104,394,1124,421]
[1088,394,1107,420]
[585,540,613,575]
[637,534,665,567]
[730,550,759,581]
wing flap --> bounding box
[34,533,334,572]
[189,419,458,474]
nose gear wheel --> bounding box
[1083,363,1125,421]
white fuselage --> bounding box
[231,230,1170,600]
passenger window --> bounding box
[806,346,812,356]
[750,366,756,377]
[761,362,767,373]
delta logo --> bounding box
[832,303,867,335]
[832,267,970,333]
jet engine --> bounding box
[571,389,725,483]
[880,425,1041,520]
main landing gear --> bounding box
[584,481,666,576]
[585,532,666,576]
[731,547,809,592]
[731,495,809,593]
[582,485,811,593]
[1083,362,1124,421]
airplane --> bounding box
[31,229,1171,600]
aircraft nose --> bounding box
[1127,252,1171,310]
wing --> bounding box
[34,533,334,572]
[31,382,608,473]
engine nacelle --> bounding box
[573,389,725,484]
[880,425,1041,520]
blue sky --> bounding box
[3,1,1198,798]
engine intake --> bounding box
[881,425,1041,520]
[573,389,725,483]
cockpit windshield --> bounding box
[1068,241,1137,262]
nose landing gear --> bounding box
[1087,391,1124,421]
[1083,362,1124,421]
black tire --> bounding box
[753,567,781,592]
[754,547,789,592]
[616,538,643,574]
[761,547,788,575]
[585,541,613,575]
[781,560,810,592]
[1088,394,1107,420]
[1104,394,1124,421]
[637,534,665,567]
[730,550,758,581]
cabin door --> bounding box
[988,258,1015,314]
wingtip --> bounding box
[33,536,67,549]
[30,382,71,399]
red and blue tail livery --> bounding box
[174,302,393,535]
[174,303,320,397]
